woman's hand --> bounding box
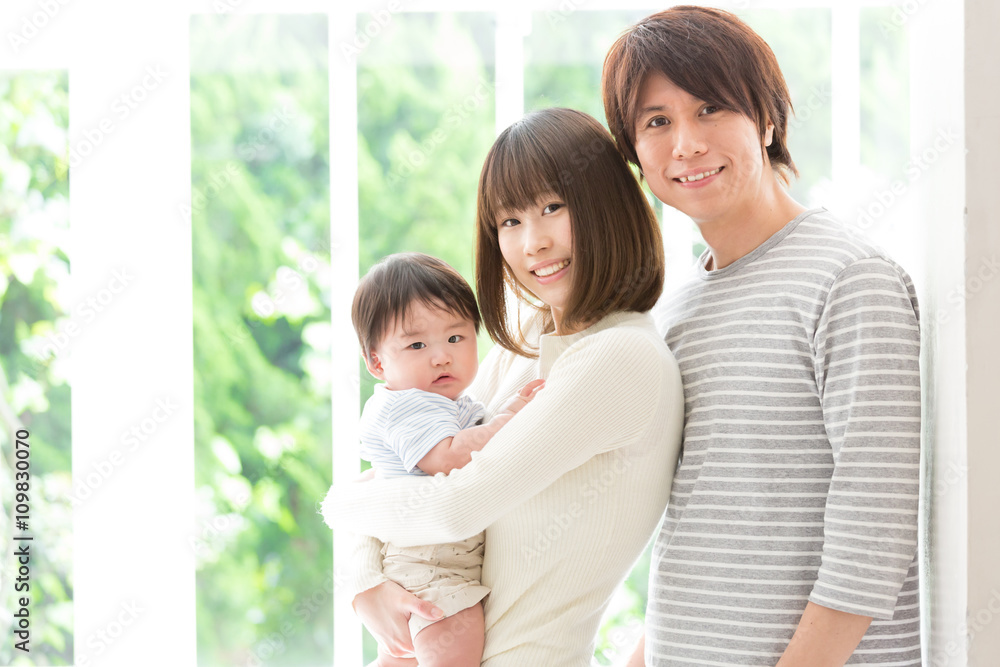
[353,580,444,658]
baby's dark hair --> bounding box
[351,252,481,361]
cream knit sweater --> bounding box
[323,311,683,666]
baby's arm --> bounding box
[415,379,544,475]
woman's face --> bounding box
[495,194,575,333]
[633,71,775,229]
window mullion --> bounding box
[330,5,364,665]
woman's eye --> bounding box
[408,342,426,350]
[649,116,667,128]
[448,335,463,343]
[701,105,720,115]
[543,202,563,215]
[499,218,518,228]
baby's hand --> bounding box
[500,378,545,416]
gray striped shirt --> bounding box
[648,209,921,666]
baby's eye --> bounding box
[448,335,463,343]
[408,342,426,350]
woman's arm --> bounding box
[323,326,677,546]
[415,379,545,474]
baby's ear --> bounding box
[363,351,384,380]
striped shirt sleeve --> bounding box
[382,391,471,473]
[811,257,921,619]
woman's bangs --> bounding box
[481,132,562,226]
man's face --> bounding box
[632,71,775,229]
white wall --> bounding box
[965,0,1000,663]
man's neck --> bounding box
[701,187,807,270]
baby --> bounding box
[350,252,542,667]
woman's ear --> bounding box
[363,351,385,381]
[764,122,775,147]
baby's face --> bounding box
[369,301,479,401]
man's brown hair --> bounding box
[351,252,480,361]
[603,5,798,184]
[475,107,664,357]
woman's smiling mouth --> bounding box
[533,259,571,277]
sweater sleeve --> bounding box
[322,327,667,547]
[341,533,387,599]
[809,257,921,619]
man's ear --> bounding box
[363,351,385,381]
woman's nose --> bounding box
[524,223,551,256]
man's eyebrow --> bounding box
[637,104,667,115]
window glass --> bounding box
[0,69,72,666]
[190,15,333,666]
[356,12,496,658]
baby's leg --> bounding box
[412,603,484,667]
[370,647,417,667]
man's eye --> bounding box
[448,335,463,343]
[408,342,425,350]
[702,105,720,115]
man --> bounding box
[603,6,922,666]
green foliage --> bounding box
[190,15,333,666]
[357,11,498,418]
[525,9,652,123]
[860,7,910,176]
[0,70,73,666]
[744,8,834,203]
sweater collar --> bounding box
[537,310,651,377]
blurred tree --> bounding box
[355,11,497,659]
[0,70,73,666]
[190,15,334,667]
[860,7,910,177]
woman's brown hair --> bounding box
[603,5,798,184]
[475,107,664,357]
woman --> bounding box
[323,107,684,666]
